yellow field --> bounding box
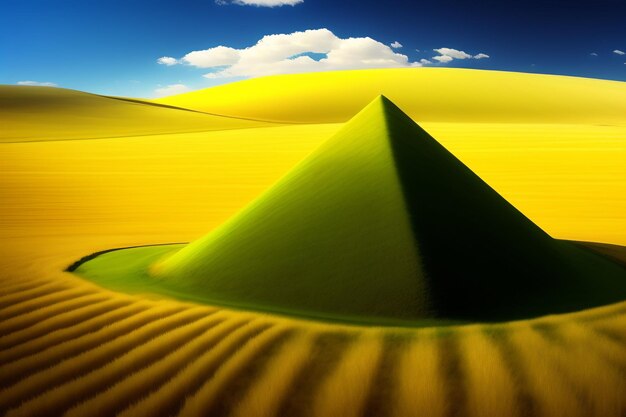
[1,68,626,416]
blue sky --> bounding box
[1,0,625,97]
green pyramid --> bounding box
[152,96,626,324]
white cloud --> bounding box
[157,56,179,66]
[431,47,489,64]
[390,41,403,49]
[590,52,598,56]
[167,29,421,79]
[419,58,432,65]
[613,49,625,55]
[432,55,454,63]
[216,0,303,6]
[154,84,190,97]
[16,80,57,87]
[183,46,241,68]
[434,48,472,60]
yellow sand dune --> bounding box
[0,86,272,143]
[156,68,626,125]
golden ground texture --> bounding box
[1,68,626,416]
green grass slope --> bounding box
[143,96,626,324]
[0,85,272,142]
[152,96,430,322]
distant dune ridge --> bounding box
[148,96,626,324]
[0,85,271,142]
[156,68,626,125]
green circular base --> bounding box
[69,240,626,328]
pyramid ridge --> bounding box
[327,95,415,150]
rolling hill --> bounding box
[155,68,626,125]
[76,96,626,325]
[0,85,272,142]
